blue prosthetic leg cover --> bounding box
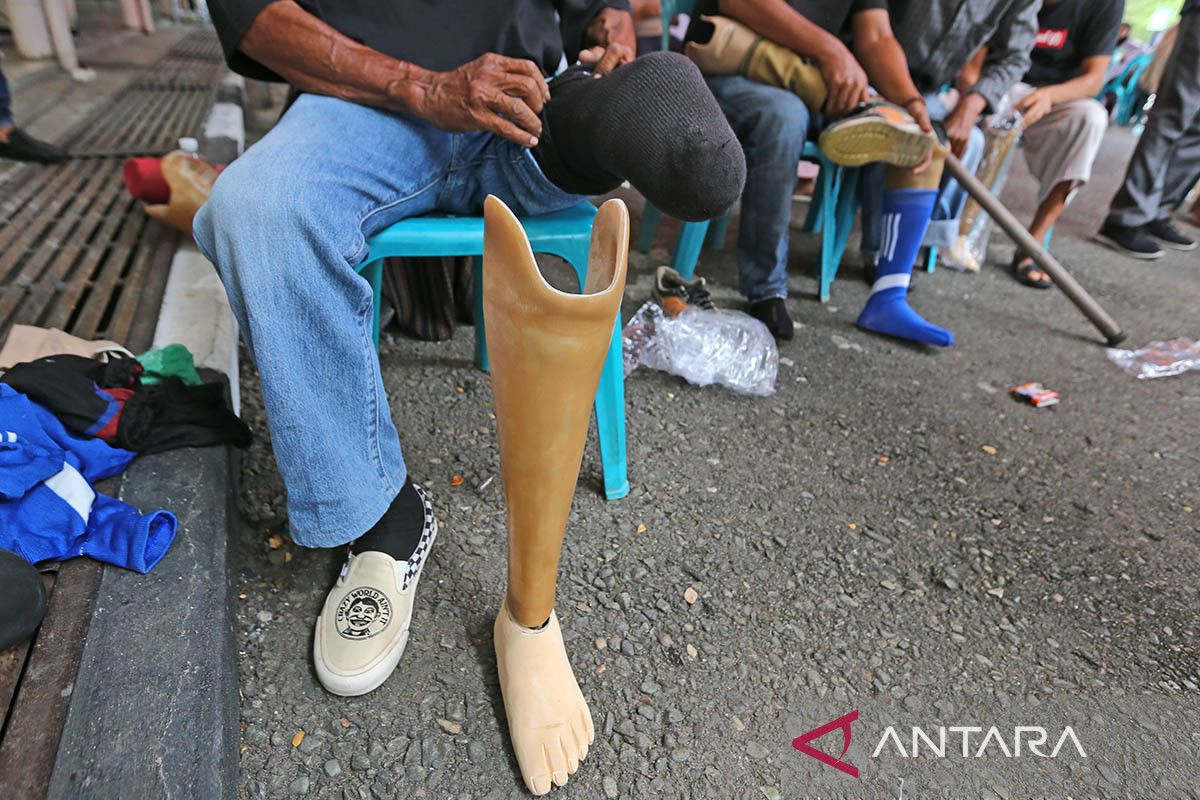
[857,188,954,347]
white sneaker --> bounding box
[313,484,437,696]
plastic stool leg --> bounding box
[472,255,488,372]
[706,213,731,250]
[673,221,710,280]
[636,204,663,253]
[361,258,384,351]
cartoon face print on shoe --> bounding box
[335,587,392,639]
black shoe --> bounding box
[0,548,48,651]
[0,128,69,164]
[748,297,794,341]
[1095,222,1163,260]
[1145,218,1197,251]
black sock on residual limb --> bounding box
[351,479,428,561]
[533,51,746,222]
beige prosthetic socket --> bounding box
[886,138,948,191]
[483,195,629,795]
[685,15,827,110]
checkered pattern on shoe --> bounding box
[399,483,436,590]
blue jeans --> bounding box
[0,64,13,128]
[705,75,812,303]
[193,94,579,548]
[860,93,987,257]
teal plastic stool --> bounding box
[637,142,859,301]
[358,200,630,501]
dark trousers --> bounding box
[0,63,13,127]
[1106,11,1200,227]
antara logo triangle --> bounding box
[792,709,859,779]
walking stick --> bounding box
[943,154,1128,346]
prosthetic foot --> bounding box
[482,196,628,795]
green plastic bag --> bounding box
[137,343,203,386]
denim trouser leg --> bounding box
[193,94,578,547]
[706,76,811,303]
[0,63,13,128]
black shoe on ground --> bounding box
[1145,218,1197,251]
[1095,222,1163,260]
[0,128,69,164]
[748,297,794,341]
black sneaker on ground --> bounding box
[1145,218,1197,251]
[748,297,794,341]
[1095,222,1164,260]
[0,128,69,164]
[653,266,715,316]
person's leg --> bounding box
[0,62,68,163]
[705,75,811,339]
[857,141,954,346]
[922,94,985,251]
[0,65,12,131]
[194,93,448,696]
[1154,120,1200,231]
[533,52,744,222]
[1015,98,1108,284]
[1104,12,1200,233]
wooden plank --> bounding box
[0,558,102,800]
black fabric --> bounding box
[381,256,474,342]
[688,0,884,39]
[351,479,426,561]
[534,53,746,221]
[1024,0,1123,87]
[0,548,47,651]
[1,355,141,436]
[1185,0,1200,15]
[206,0,631,82]
[115,379,252,454]
[0,127,69,164]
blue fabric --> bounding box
[0,64,11,128]
[0,384,177,573]
[857,189,954,347]
[193,93,581,548]
[704,75,812,303]
[860,92,987,257]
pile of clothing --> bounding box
[0,328,252,581]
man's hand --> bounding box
[814,37,870,117]
[415,53,550,147]
[581,7,636,76]
[1014,86,1055,127]
[943,91,986,157]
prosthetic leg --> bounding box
[686,14,932,169]
[483,196,629,795]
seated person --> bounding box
[688,9,959,345]
[684,0,957,346]
[195,0,745,794]
[1007,0,1122,288]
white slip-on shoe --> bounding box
[313,484,437,696]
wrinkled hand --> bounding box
[416,53,550,147]
[578,42,635,77]
[1014,87,1054,127]
[943,92,985,158]
[587,7,637,54]
[815,39,870,118]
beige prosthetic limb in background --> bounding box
[483,196,629,796]
[686,14,827,110]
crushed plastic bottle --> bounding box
[1107,337,1200,379]
[622,301,778,396]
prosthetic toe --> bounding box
[819,101,934,169]
[482,195,628,794]
[495,603,595,795]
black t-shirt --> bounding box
[206,0,630,82]
[1023,0,1124,87]
[690,0,886,38]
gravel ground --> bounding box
[233,127,1199,799]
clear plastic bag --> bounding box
[622,301,778,396]
[1107,337,1200,379]
[941,108,1024,272]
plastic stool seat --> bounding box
[358,200,629,500]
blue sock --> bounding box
[857,188,954,347]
